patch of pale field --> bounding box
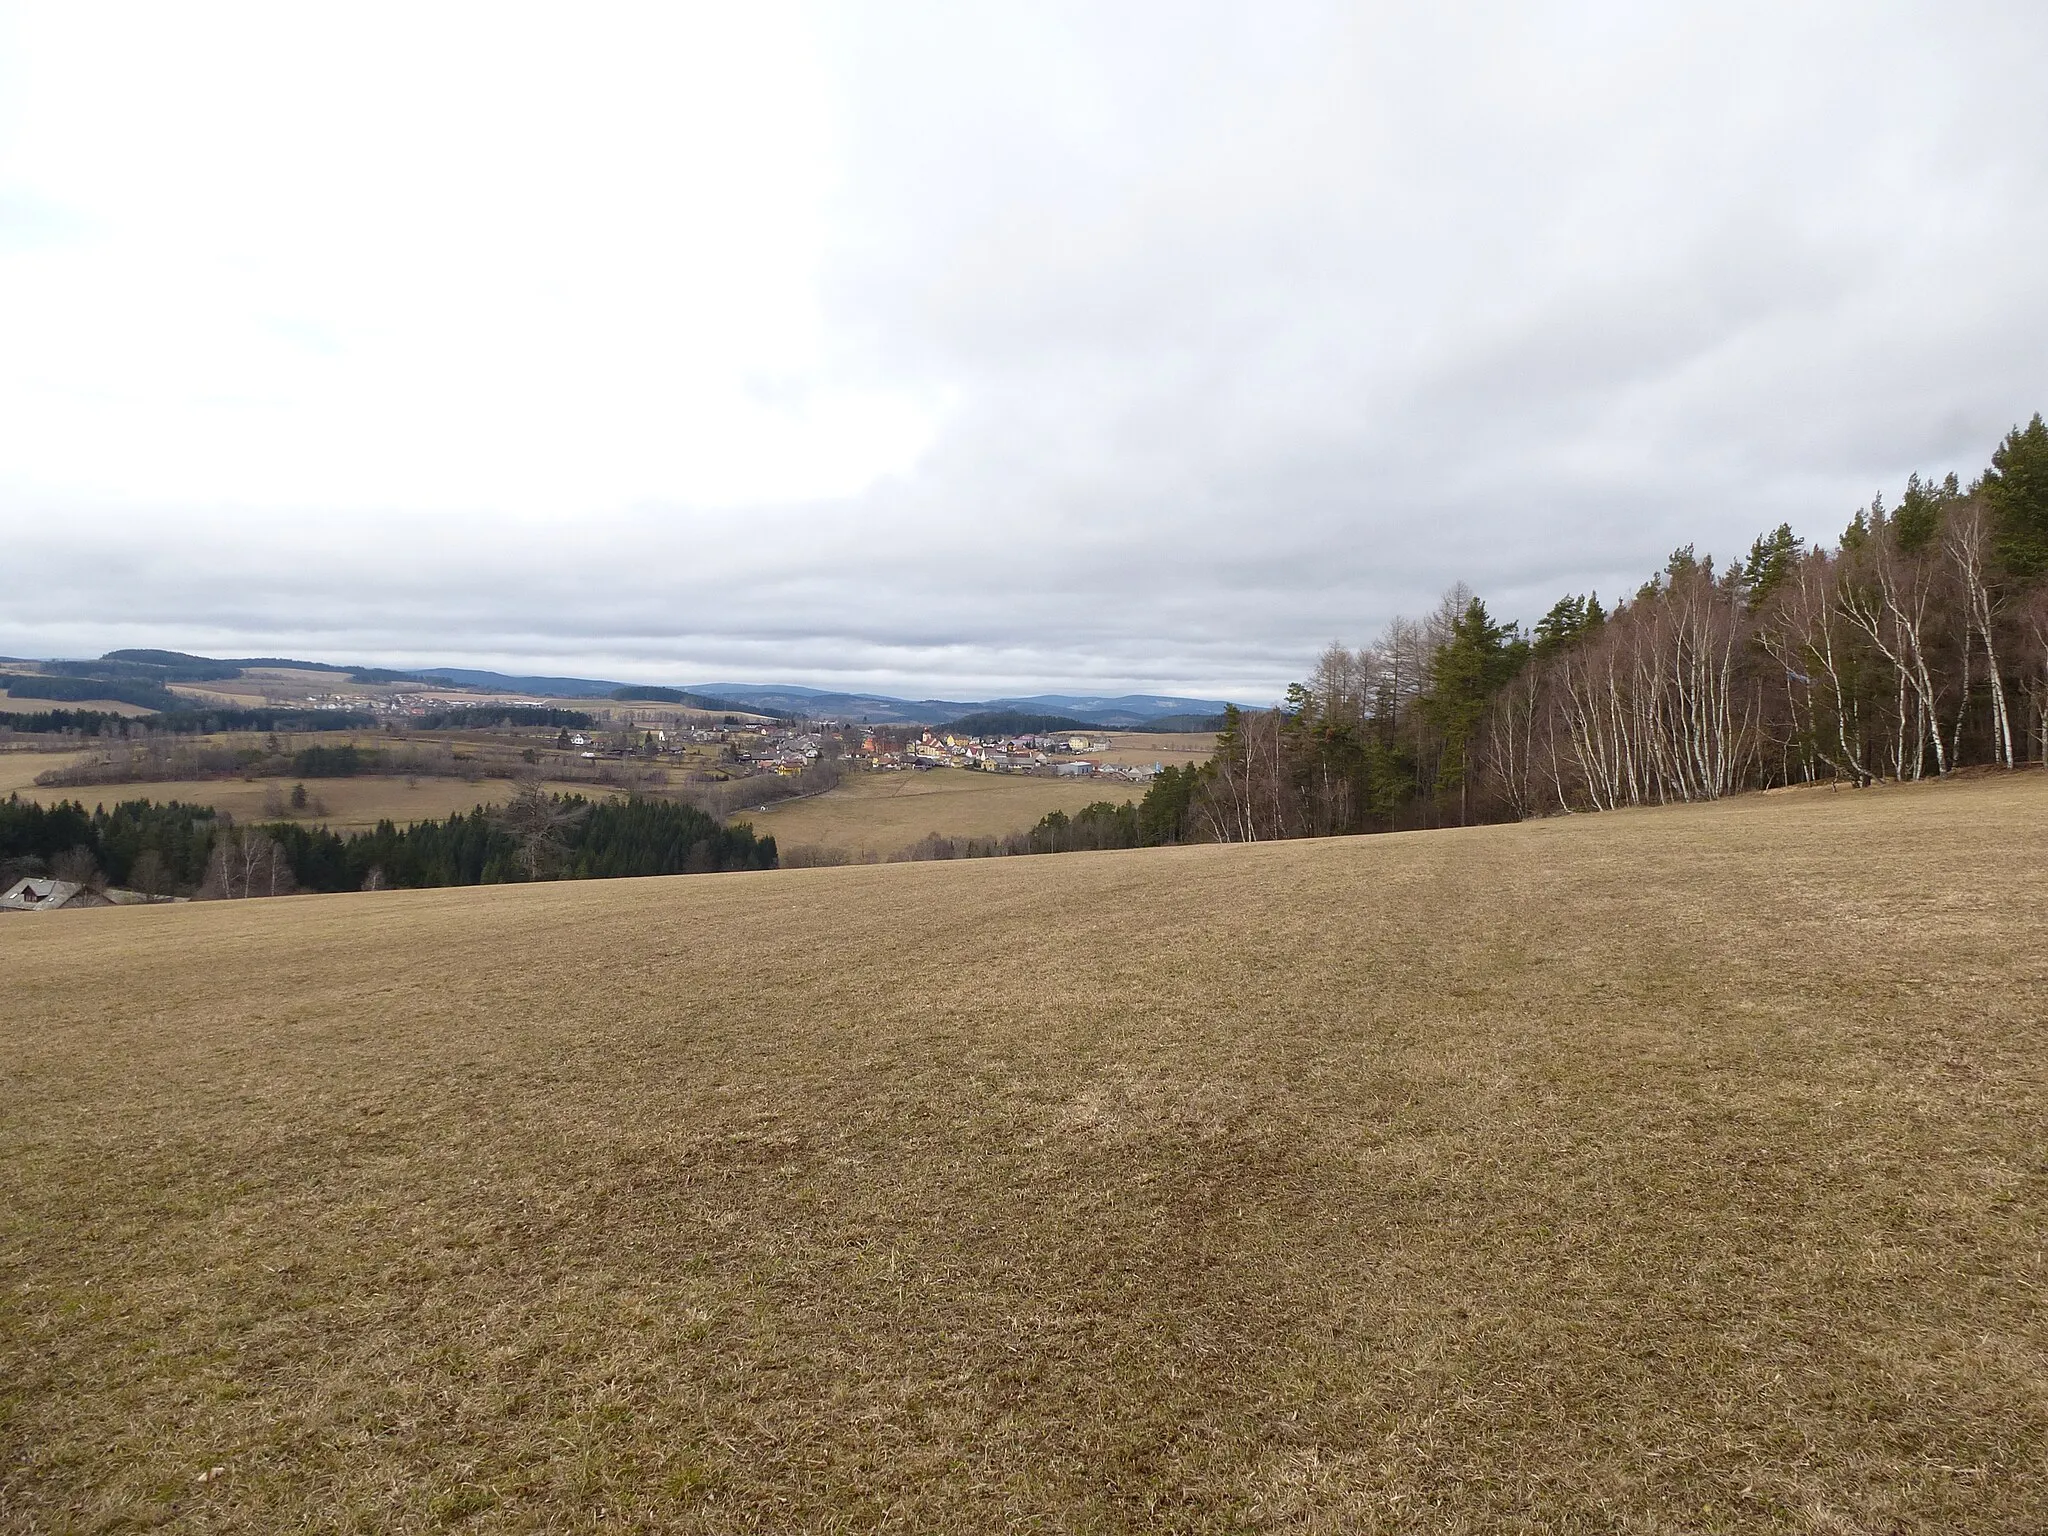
[1087,729,1216,767]
[163,672,568,710]
[0,749,88,796]
[167,675,379,709]
[0,691,156,717]
[163,682,271,708]
[741,766,1140,855]
[223,667,356,690]
[4,776,2047,1532]
[7,775,619,832]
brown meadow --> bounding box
[741,768,1136,859]
[2,775,2043,1532]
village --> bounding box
[564,721,1165,785]
[863,729,1162,784]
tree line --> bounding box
[409,705,595,731]
[0,787,776,900]
[0,706,378,739]
[1213,413,2048,838]
[0,705,603,740]
[0,673,186,712]
[893,413,2048,858]
[0,797,222,897]
[261,790,775,893]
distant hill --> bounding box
[608,686,788,717]
[416,667,624,698]
[692,685,983,724]
[226,656,354,673]
[349,668,457,686]
[937,710,1104,735]
[11,651,1250,725]
[693,686,1240,727]
[0,673,186,712]
[986,692,1235,727]
[100,650,246,680]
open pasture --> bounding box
[0,690,156,717]
[3,777,2044,1531]
[1087,730,1217,768]
[742,765,1136,857]
[0,749,88,797]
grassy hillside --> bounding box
[743,768,1127,859]
[0,749,87,797]
[0,689,157,718]
[3,778,2044,1531]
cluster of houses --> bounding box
[733,731,827,777]
[859,730,1162,784]
[565,725,826,778]
[281,690,482,714]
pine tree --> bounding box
[1742,523,1805,609]
[1980,413,2048,580]
[1424,598,1525,822]
[1892,472,1958,554]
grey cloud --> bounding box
[6,1,2048,697]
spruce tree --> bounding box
[1980,413,2048,580]
[1424,599,1525,822]
[1742,523,1805,608]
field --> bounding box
[742,766,1142,857]
[1087,730,1216,768]
[3,773,622,833]
[0,690,155,717]
[3,777,2044,1531]
[0,749,87,797]
[162,668,578,712]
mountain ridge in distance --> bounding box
[11,652,1246,727]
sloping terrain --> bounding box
[3,778,2044,1532]
[742,769,1133,859]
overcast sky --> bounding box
[3,2,2045,700]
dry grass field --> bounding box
[3,776,2045,1532]
[163,669,343,709]
[742,767,1139,858]
[162,669,591,712]
[0,690,155,717]
[1087,731,1217,769]
[5,774,620,833]
[0,749,88,797]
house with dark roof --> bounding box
[0,877,107,912]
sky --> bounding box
[3,2,2046,702]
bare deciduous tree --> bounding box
[130,849,168,900]
[494,781,584,879]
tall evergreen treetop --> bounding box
[1742,524,1805,608]
[1892,472,1959,554]
[1425,598,1526,809]
[1533,593,1603,657]
[1980,413,2048,580]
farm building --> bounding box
[1,878,106,913]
